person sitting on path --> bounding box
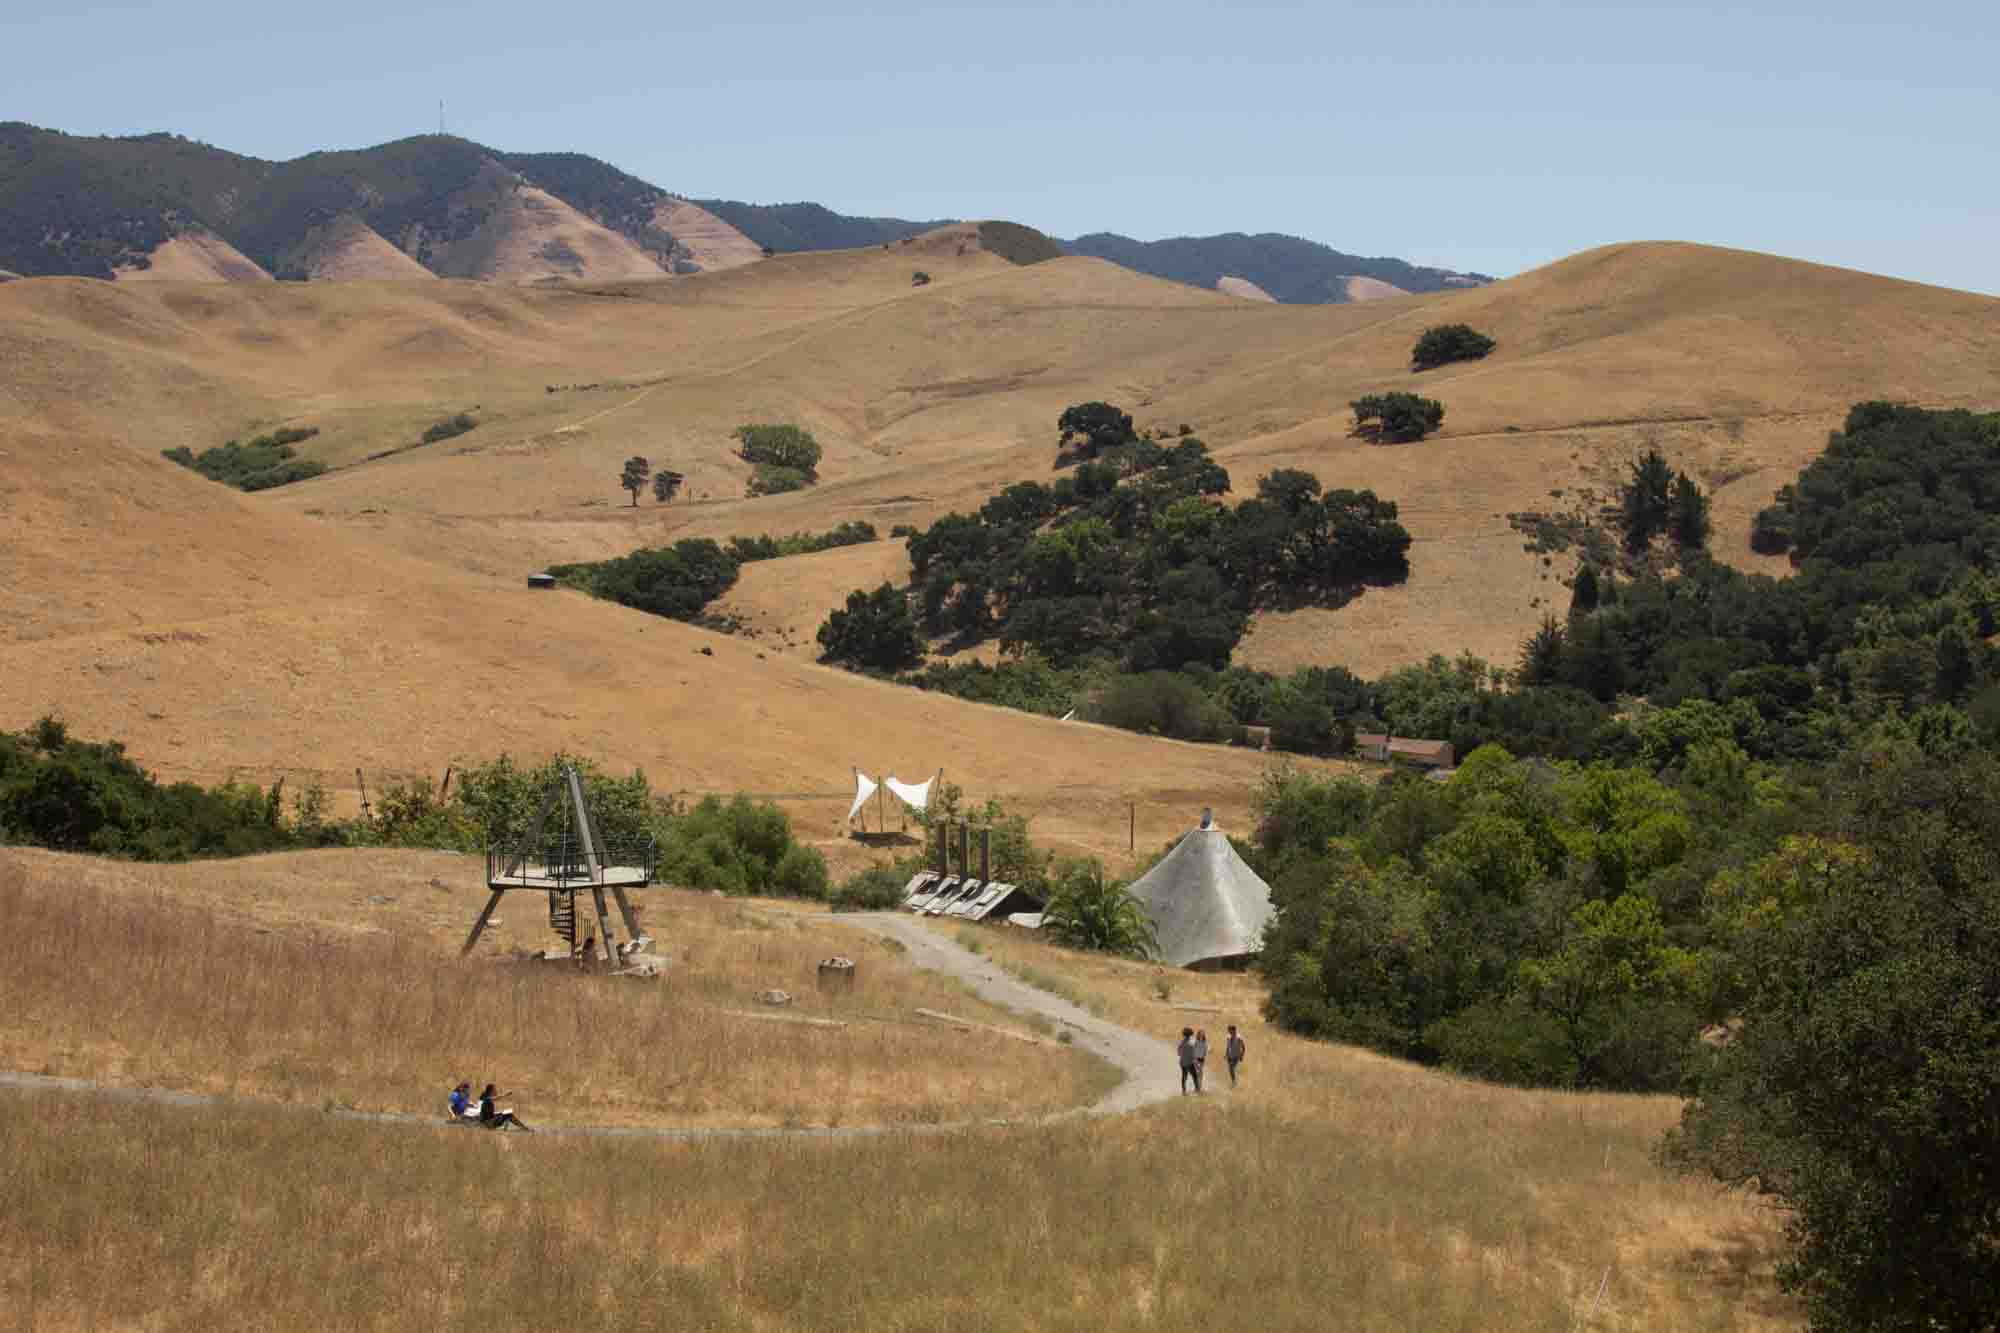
[1225,1025,1246,1087]
[1194,1028,1209,1082]
[1177,1027,1202,1095]
[447,1081,476,1120]
[478,1083,530,1131]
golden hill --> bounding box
[654,197,767,273]
[290,214,437,281]
[1217,274,1278,302]
[114,228,272,283]
[2,236,1996,843]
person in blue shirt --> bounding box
[448,1081,474,1119]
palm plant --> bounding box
[1042,858,1156,958]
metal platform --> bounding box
[463,766,658,960]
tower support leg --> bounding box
[609,884,644,940]
[589,886,617,965]
[461,889,505,956]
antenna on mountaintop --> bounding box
[439,100,446,136]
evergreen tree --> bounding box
[1570,564,1601,616]
[620,455,651,507]
[1519,615,1567,687]
[1620,450,1675,552]
[1936,623,1976,702]
[1669,472,1711,550]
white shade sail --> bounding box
[847,770,879,823]
[884,774,933,812]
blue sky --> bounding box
[8,0,1996,292]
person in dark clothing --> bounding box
[1225,1025,1246,1087]
[478,1083,530,1131]
[1177,1027,1202,1094]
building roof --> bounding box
[1125,824,1275,969]
[1355,733,1455,762]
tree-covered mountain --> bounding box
[690,200,955,254]
[1063,231,1492,302]
[0,122,1484,297]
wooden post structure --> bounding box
[609,883,644,940]
[588,885,616,965]
[461,889,504,955]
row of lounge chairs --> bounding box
[900,871,1014,921]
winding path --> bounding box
[0,913,1183,1139]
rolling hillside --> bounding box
[2,235,1996,848]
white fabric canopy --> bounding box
[884,774,933,812]
[847,770,879,823]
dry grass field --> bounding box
[0,850,1112,1127]
[0,862,1799,1332]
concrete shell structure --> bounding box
[1127,823,1275,969]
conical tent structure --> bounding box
[1126,815,1275,969]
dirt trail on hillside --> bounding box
[0,912,1183,1137]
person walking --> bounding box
[1193,1028,1209,1085]
[1224,1025,1246,1087]
[1177,1027,1202,1095]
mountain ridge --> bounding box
[0,122,1486,300]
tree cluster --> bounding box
[838,407,1407,677]
[1618,448,1708,553]
[1530,406,2000,763]
[548,539,740,622]
[734,423,823,497]
[1350,392,1444,443]
[1664,750,2000,1331]
[1254,743,1767,1092]
[817,583,924,672]
[1410,323,1496,371]
[162,427,324,492]
[726,521,876,563]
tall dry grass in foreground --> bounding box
[0,853,1111,1126]
[919,914,1801,1330]
[2,1077,1792,1333]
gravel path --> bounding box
[0,912,1183,1138]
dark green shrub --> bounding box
[733,424,821,478]
[1087,672,1232,741]
[726,521,876,563]
[831,862,917,912]
[818,583,924,672]
[549,539,740,622]
[1410,323,1496,371]
[747,464,810,497]
[1426,999,1580,1086]
[656,794,823,898]
[421,413,477,445]
[1350,392,1445,443]
[162,426,326,491]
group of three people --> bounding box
[447,1081,530,1131]
[1177,1023,1246,1093]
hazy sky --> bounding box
[8,0,1995,292]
